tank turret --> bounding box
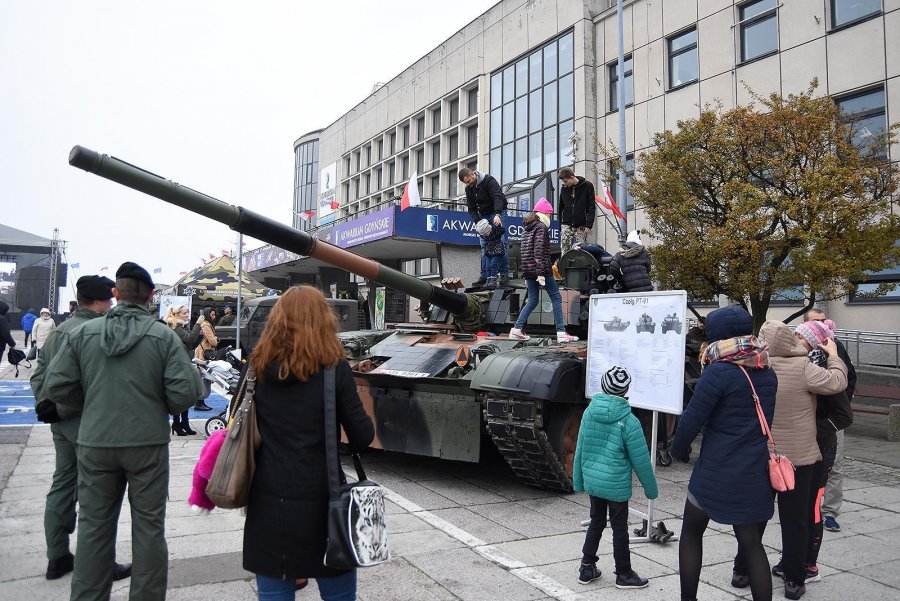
[68,145,485,330]
[603,316,630,332]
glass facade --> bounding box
[293,137,319,230]
[831,0,881,28]
[837,87,887,157]
[668,28,698,88]
[489,30,575,186]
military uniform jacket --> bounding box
[31,307,104,439]
[41,303,204,447]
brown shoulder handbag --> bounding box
[206,368,261,509]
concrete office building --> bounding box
[282,0,899,331]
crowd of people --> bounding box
[6,169,858,600]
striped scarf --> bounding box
[702,336,770,369]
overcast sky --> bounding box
[1,0,497,305]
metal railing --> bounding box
[833,329,900,369]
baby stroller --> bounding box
[192,347,245,436]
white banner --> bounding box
[586,290,687,415]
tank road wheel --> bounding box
[546,404,585,482]
[204,416,227,437]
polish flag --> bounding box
[330,200,340,210]
[299,210,316,221]
[596,187,625,220]
[208,253,216,259]
[400,171,420,211]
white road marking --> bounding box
[363,469,586,601]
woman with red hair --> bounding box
[242,286,374,600]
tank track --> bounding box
[482,392,573,493]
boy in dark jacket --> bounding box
[558,167,596,254]
[610,230,653,292]
[22,308,37,347]
[574,365,658,588]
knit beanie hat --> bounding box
[534,197,553,214]
[795,319,836,349]
[601,365,631,397]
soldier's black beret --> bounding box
[115,262,154,289]
[76,275,115,300]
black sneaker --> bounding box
[577,562,601,584]
[498,275,510,286]
[46,552,74,580]
[472,277,487,287]
[731,571,750,588]
[803,563,821,583]
[615,569,649,589]
[194,402,213,411]
[784,579,806,600]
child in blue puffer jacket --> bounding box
[574,365,658,589]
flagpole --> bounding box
[236,231,242,353]
[615,0,628,244]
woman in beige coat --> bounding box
[755,320,847,600]
[193,307,218,411]
[32,308,57,355]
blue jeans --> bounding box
[486,254,502,279]
[478,211,509,277]
[514,276,565,331]
[256,571,357,601]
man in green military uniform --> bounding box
[32,275,132,581]
[40,262,204,601]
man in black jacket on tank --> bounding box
[460,168,509,287]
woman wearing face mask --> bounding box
[508,197,578,344]
[164,305,202,435]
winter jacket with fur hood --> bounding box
[610,242,652,292]
[32,314,57,350]
[758,320,848,467]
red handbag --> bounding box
[738,366,796,492]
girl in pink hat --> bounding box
[509,198,579,343]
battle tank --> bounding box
[636,313,656,334]
[661,313,682,335]
[603,316,630,332]
[67,146,669,492]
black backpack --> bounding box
[7,347,30,378]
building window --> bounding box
[416,148,425,173]
[831,0,881,29]
[468,88,478,116]
[364,173,370,195]
[377,139,383,160]
[343,156,351,177]
[387,161,395,185]
[489,30,575,185]
[850,242,900,302]
[389,133,396,154]
[668,28,698,89]
[431,143,441,169]
[432,107,442,134]
[449,98,459,125]
[836,87,887,157]
[354,179,360,200]
[739,0,778,63]
[447,169,458,197]
[609,153,635,211]
[608,55,633,112]
[402,125,410,149]
[448,134,459,161]
[355,152,361,172]
[401,156,409,180]
[293,139,318,230]
[467,125,478,154]
[416,117,425,142]
[430,175,440,200]
[375,168,382,191]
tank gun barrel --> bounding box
[68,145,470,316]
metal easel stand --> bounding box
[578,411,678,545]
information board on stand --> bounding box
[586,291,687,415]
